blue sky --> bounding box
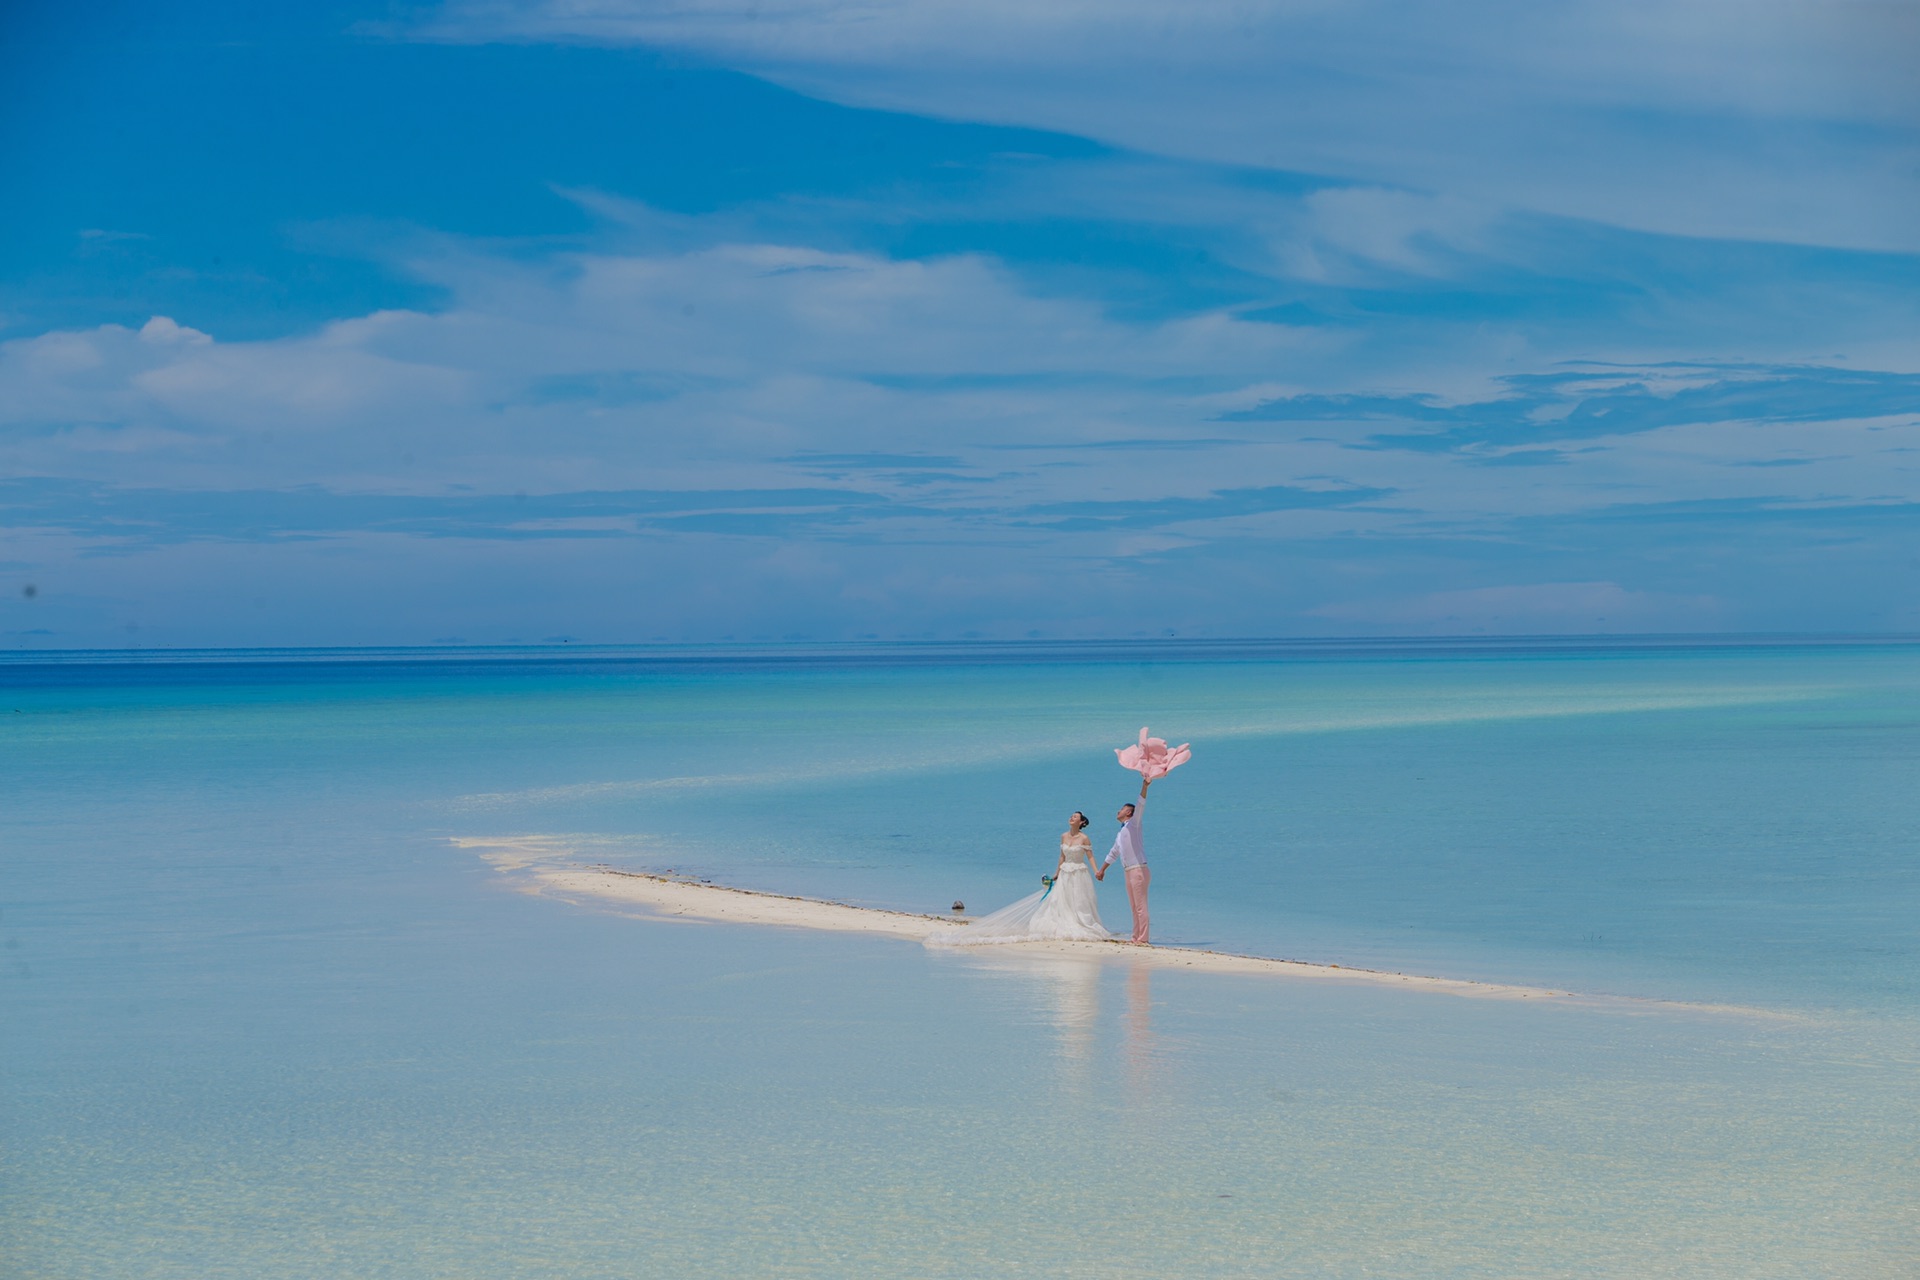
[3,0,1918,645]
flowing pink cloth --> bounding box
[1125,864,1151,944]
[1115,726,1191,780]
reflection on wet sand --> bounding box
[1125,963,1156,1093]
[953,952,1161,1096]
[957,951,1103,1089]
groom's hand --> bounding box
[1095,867,1105,881]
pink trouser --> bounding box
[1124,864,1151,944]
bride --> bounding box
[930,811,1116,946]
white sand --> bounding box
[456,836,1689,1013]
[453,834,1795,1014]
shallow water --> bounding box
[5,641,1918,1276]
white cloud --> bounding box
[1277,189,1496,282]
[0,235,1312,493]
[5,224,1916,509]
[5,218,1918,643]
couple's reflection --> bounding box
[1123,961,1155,1090]
[959,950,1158,1092]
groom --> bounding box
[1096,774,1153,944]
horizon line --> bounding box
[4,632,1918,667]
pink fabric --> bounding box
[1115,726,1191,780]
[1124,864,1151,944]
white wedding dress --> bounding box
[931,841,1117,947]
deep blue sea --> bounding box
[5,641,1917,1276]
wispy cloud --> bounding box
[0,478,899,546]
[424,0,1920,250]
[1229,365,1920,453]
[1018,484,1392,532]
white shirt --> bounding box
[1103,793,1147,870]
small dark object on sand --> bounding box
[952,900,965,913]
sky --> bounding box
[3,0,1918,646]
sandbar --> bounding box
[457,835,1789,1016]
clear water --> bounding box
[5,642,1918,1276]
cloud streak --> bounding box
[426,0,1920,250]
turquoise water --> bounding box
[5,642,1919,1276]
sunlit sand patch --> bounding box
[454,832,654,872]
[455,836,1800,1019]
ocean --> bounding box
[5,640,1917,1276]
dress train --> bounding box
[930,847,1115,947]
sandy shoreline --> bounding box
[458,836,1793,1016]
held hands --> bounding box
[1095,866,1106,881]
